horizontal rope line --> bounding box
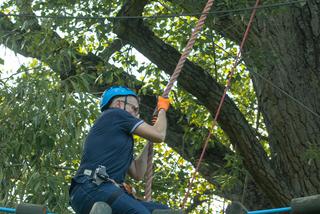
[1,1,304,20]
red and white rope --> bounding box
[181,0,261,208]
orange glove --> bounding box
[157,96,170,112]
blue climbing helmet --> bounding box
[100,86,137,112]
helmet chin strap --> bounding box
[123,96,128,111]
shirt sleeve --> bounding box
[112,108,144,134]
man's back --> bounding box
[76,108,143,183]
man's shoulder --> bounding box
[99,108,143,133]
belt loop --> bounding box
[83,169,93,176]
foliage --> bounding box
[2,0,318,213]
[0,63,99,212]
[0,63,229,213]
[0,0,259,212]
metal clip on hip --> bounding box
[93,165,109,185]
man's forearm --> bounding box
[134,143,150,179]
[130,109,168,180]
[153,109,167,141]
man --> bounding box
[69,86,171,214]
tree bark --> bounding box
[247,0,320,198]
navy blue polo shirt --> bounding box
[75,108,143,183]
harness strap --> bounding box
[80,168,136,205]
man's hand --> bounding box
[133,96,168,143]
[157,96,170,112]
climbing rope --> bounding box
[144,0,215,201]
[181,0,260,209]
[180,0,260,208]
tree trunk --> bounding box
[244,0,320,198]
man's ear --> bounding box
[116,100,121,108]
[113,100,121,108]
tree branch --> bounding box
[0,0,280,206]
[113,0,290,205]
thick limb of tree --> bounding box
[113,0,293,207]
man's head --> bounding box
[100,86,139,116]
